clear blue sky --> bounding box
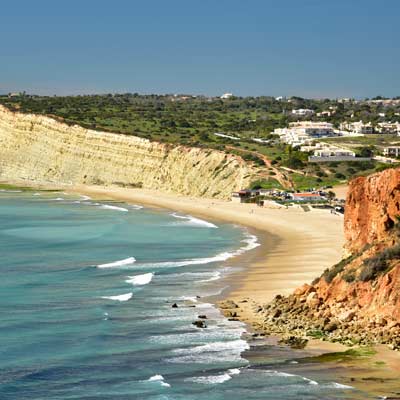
[1,0,399,98]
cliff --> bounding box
[251,168,400,349]
[0,105,257,199]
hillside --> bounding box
[256,168,400,349]
[0,105,258,199]
[1,93,395,190]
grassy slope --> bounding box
[1,94,399,191]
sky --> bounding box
[1,0,399,98]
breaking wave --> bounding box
[125,272,154,285]
[147,374,171,387]
[100,204,129,212]
[170,213,218,228]
[101,292,133,302]
[97,257,136,269]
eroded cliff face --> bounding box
[0,105,257,199]
[254,168,400,349]
[344,169,400,255]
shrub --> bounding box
[343,270,356,283]
[359,244,400,282]
[323,254,358,283]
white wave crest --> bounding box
[95,232,259,271]
[303,377,319,385]
[329,382,353,390]
[100,204,129,212]
[101,292,133,301]
[80,195,91,200]
[170,213,218,228]
[0,189,22,193]
[148,375,171,387]
[125,272,154,285]
[228,368,241,375]
[130,204,144,210]
[187,373,232,384]
[197,271,221,283]
[97,257,136,269]
[174,339,249,355]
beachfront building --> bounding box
[339,121,374,134]
[383,146,400,157]
[231,189,260,203]
[291,108,315,117]
[287,192,324,202]
[273,122,336,146]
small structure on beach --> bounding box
[287,192,324,202]
[231,189,260,203]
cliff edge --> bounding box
[254,168,400,349]
[0,105,257,199]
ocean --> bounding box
[0,190,373,399]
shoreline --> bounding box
[3,181,400,396]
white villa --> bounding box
[383,146,400,157]
[313,147,356,158]
[273,121,336,146]
[291,108,315,116]
[376,122,400,134]
[340,121,374,134]
[220,93,234,99]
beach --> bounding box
[3,181,400,397]
[69,185,345,304]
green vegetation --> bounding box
[322,253,360,283]
[298,347,376,364]
[250,179,283,190]
[1,93,398,191]
[359,244,400,281]
[306,329,327,339]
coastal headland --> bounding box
[2,105,400,397]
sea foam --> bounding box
[187,373,232,384]
[170,213,218,228]
[125,272,154,285]
[148,374,171,387]
[101,292,133,301]
[97,257,136,269]
[100,204,129,212]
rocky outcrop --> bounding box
[344,169,400,255]
[251,168,400,349]
[0,105,257,199]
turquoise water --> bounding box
[0,191,372,399]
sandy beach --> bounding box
[69,184,345,303]
[4,180,400,396]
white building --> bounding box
[376,122,400,134]
[220,93,233,99]
[340,121,374,134]
[314,147,356,158]
[291,109,315,116]
[383,146,400,157]
[273,122,336,146]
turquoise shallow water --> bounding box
[0,190,373,399]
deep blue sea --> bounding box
[0,190,374,399]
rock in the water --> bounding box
[171,303,178,308]
[192,320,207,328]
[198,315,207,319]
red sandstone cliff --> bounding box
[260,168,400,348]
[344,168,400,255]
